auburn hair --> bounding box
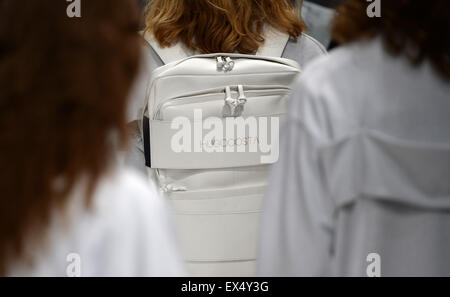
[0,0,141,275]
[332,0,450,79]
[145,0,306,54]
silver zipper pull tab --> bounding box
[223,57,235,72]
[238,85,247,104]
[234,85,246,117]
[216,56,225,70]
[223,86,236,117]
[162,184,187,193]
[225,86,233,101]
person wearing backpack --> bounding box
[125,0,327,277]
[126,0,327,173]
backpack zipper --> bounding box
[216,56,234,72]
[223,85,247,117]
[154,85,289,120]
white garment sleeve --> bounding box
[258,78,335,276]
[81,171,186,277]
[7,169,185,277]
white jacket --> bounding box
[259,38,450,277]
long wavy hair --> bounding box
[0,0,141,275]
[332,0,450,79]
[145,0,306,54]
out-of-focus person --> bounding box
[301,0,341,48]
[0,0,184,277]
[259,0,450,277]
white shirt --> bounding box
[9,167,185,277]
[259,38,450,276]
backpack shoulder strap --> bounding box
[256,26,290,58]
[142,31,189,65]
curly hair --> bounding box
[0,0,141,275]
[145,0,306,54]
[332,0,450,79]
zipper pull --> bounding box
[162,184,187,193]
[223,86,235,117]
[223,57,235,72]
[234,85,246,117]
[238,85,247,104]
[216,56,225,70]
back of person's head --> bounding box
[332,0,450,80]
[145,0,306,54]
[0,0,140,275]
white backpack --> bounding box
[142,28,301,276]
